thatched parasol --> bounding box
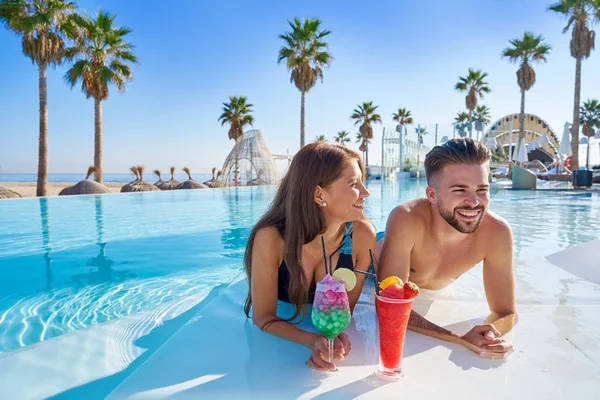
[121,166,160,193]
[120,166,141,192]
[161,166,180,190]
[0,185,22,199]
[59,167,112,196]
[177,167,208,189]
[154,169,166,189]
[204,167,221,188]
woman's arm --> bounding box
[348,220,377,311]
[250,226,320,348]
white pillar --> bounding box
[509,119,514,160]
[381,127,385,181]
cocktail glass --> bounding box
[375,294,414,379]
[311,274,351,364]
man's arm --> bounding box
[411,218,516,356]
[482,215,517,335]
[408,311,492,355]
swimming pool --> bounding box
[0,182,598,354]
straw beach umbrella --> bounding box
[0,186,22,199]
[120,166,140,192]
[204,167,221,188]
[177,167,208,189]
[161,166,180,190]
[154,169,166,189]
[59,167,112,196]
[131,166,160,192]
[121,166,160,193]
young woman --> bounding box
[244,142,377,371]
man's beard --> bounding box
[437,203,486,234]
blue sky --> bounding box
[1,0,599,174]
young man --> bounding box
[377,138,515,357]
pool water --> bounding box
[0,182,598,354]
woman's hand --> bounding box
[305,333,352,371]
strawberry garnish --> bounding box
[403,281,420,299]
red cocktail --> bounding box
[376,285,415,379]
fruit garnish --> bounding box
[380,283,405,299]
[379,276,404,290]
[332,268,357,291]
[403,281,420,299]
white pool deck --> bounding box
[1,241,599,399]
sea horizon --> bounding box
[0,172,213,183]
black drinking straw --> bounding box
[354,269,377,278]
[329,241,345,276]
[369,249,380,295]
[321,236,328,276]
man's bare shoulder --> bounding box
[389,198,429,222]
[387,198,429,232]
[481,211,513,244]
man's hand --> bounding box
[460,324,513,357]
[305,333,351,371]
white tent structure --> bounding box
[515,138,529,164]
[220,129,280,186]
[559,122,573,158]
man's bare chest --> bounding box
[409,240,485,289]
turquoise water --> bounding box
[0,182,598,354]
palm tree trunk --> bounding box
[36,63,48,197]
[365,145,369,167]
[300,90,306,148]
[586,141,590,169]
[468,110,473,138]
[518,89,526,157]
[571,57,582,170]
[94,98,103,183]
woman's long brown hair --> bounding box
[243,142,364,324]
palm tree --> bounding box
[0,0,76,196]
[473,105,492,141]
[580,99,600,168]
[415,127,428,146]
[351,101,382,166]
[455,69,491,138]
[549,0,600,170]
[355,133,370,164]
[314,134,327,143]
[455,112,470,137]
[334,130,350,146]
[502,32,551,153]
[392,108,413,170]
[218,95,254,143]
[278,17,332,148]
[65,10,138,183]
[392,108,413,132]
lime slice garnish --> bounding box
[332,268,357,292]
[379,276,404,290]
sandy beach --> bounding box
[1,182,123,198]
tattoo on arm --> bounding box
[408,310,455,338]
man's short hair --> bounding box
[424,138,491,185]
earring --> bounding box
[322,202,327,207]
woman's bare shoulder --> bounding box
[352,219,377,239]
[254,226,284,248]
